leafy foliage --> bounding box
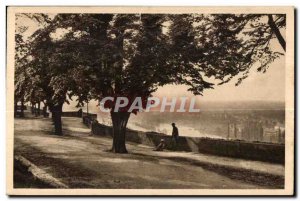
[15,13,286,111]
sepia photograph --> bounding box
[6,6,294,196]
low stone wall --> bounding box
[82,113,98,128]
[82,112,97,119]
[82,116,285,164]
[61,110,97,119]
[62,111,81,117]
[27,106,49,117]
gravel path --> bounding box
[13,116,284,189]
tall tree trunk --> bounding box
[35,103,38,117]
[43,105,48,117]
[20,98,24,117]
[110,112,130,153]
[51,112,55,125]
[48,103,55,124]
[37,102,41,116]
[268,14,286,52]
[87,101,89,115]
[14,101,17,117]
[52,103,63,135]
[31,102,34,114]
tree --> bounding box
[15,14,52,117]
[21,13,286,152]
[29,26,78,135]
[27,14,118,135]
[190,14,286,85]
[14,32,28,117]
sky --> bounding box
[154,53,285,102]
[16,14,286,103]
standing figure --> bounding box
[171,123,179,145]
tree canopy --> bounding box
[15,13,286,152]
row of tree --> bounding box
[15,13,286,153]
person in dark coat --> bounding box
[172,123,179,143]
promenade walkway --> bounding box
[13,114,284,189]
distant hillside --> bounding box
[63,99,285,113]
[197,101,285,111]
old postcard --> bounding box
[6,6,294,196]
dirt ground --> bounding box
[13,115,284,189]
